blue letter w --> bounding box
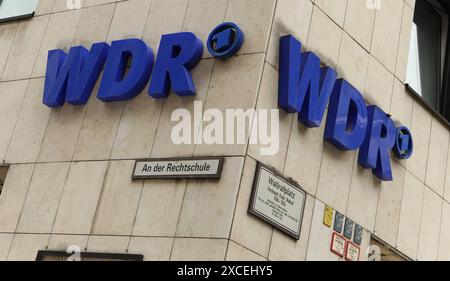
[278,35,337,127]
[43,42,110,107]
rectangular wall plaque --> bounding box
[132,157,224,179]
[330,232,346,257]
[323,205,334,228]
[248,163,306,240]
[334,212,344,233]
[354,224,363,245]
[344,218,354,240]
[345,241,360,261]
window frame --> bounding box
[0,0,37,23]
[405,0,450,129]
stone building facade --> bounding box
[0,0,448,261]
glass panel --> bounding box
[0,0,38,22]
[406,0,442,109]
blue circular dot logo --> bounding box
[207,22,244,59]
[393,126,413,160]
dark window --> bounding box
[36,250,144,261]
[0,166,8,196]
[370,236,410,261]
[406,0,450,121]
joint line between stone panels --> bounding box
[436,192,446,259]
[2,79,31,165]
[344,29,372,54]
[304,1,323,200]
[50,0,58,12]
[405,167,445,203]
[392,0,407,84]
[367,51,399,78]
[386,77,397,140]
[45,161,74,249]
[103,2,127,162]
[311,1,346,33]
[342,0,375,54]
[388,78,402,119]
[225,156,254,259]
[423,112,435,189]
[168,178,192,260]
[304,1,315,47]
[192,0,229,157]
[365,6,406,78]
[150,0,189,160]
[360,59,373,112]
[106,101,126,160]
[335,17,345,72]
[178,0,191,34]
[405,0,415,10]
[124,180,145,253]
[9,233,236,239]
[264,58,278,71]
[28,81,55,163]
[368,3,378,54]
[314,0,350,216]
[336,2,362,63]
[0,76,45,84]
[371,175,385,239]
[310,139,325,200]
[29,12,52,80]
[393,164,408,252]
[5,163,38,261]
[146,100,165,158]
[263,0,278,55]
[414,180,427,261]
[280,117,295,176]
[343,152,357,216]
[441,111,450,202]
[138,0,154,41]
[85,160,113,251]
[265,221,275,260]
[192,59,216,156]
[342,0,349,30]
[0,23,19,80]
[242,0,278,160]
[148,0,190,158]
[35,105,56,162]
[44,0,120,16]
[443,149,450,204]
[225,157,247,259]
[162,236,230,240]
[299,196,314,261]
[303,195,319,261]
[281,113,295,176]
[229,238,268,261]
[104,2,119,43]
[68,107,89,163]
[223,0,230,25]
[404,100,421,183]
